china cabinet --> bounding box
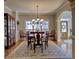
[4,13,16,48]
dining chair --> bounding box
[42,32,48,49]
[27,32,35,49]
[33,33,43,53]
[20,30,26,40]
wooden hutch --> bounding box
[4,13,16,49]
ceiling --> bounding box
[5,0,67,15]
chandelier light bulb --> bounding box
[41,24,42,25]
[32,19,35,22]
[32,24,34,26]
[37,18,40,21]
[40,19,44,22]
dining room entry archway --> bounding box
[57,11,72,42]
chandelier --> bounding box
[32,5,44,25]
[32,5,44,31]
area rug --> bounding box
[6,41,72,59]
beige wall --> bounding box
[4,6,12,15]
[72,4,75,59]
[15,12,20,42]
[4,5,16,17]
[52,1,72,41]
[55,1,71,18]
[18,14,54,32]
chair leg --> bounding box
[30,43,32,49]
[45,42,46,49]
[47,41,48,47]
[41,45,43,53]
[34,44,35,53]
[27,41,29,47]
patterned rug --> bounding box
[6,41,72,59]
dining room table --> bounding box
[30,31,44,45]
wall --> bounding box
[4,5,13,15]
[4,5,16,17]
[53,1,72,41]
[72,2,75,59]
[18,14,54,32]
[15,12,20,42]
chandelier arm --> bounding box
[36,5,39,18]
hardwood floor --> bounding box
[5,40,23,57]
[5,39,58,57]
[5,39,72,58]
[5,40,71,59]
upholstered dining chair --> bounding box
[33,32,43,53]
[42,32,48,49]
[20,30,26,40]
[27,32,35,49]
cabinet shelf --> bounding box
[4,13,16,49]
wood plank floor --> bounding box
[5,40,23,57]
[5,40,71,59]
[5,39,72,58]
[5,39,58,57]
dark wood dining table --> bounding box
[30,32,44,45]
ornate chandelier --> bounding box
[32,5,44,32]
[32,5,44,25]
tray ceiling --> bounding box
[5,0,67,14]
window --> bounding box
[61,21,67,32]
[26,21,32,31]
[42,21,49,31]
[25,21,49,31]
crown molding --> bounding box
[71,1,75,8]
[52,1,70,15]
[4,5,12,11]
[68,0,75,2]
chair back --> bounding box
[26,31,29,40]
